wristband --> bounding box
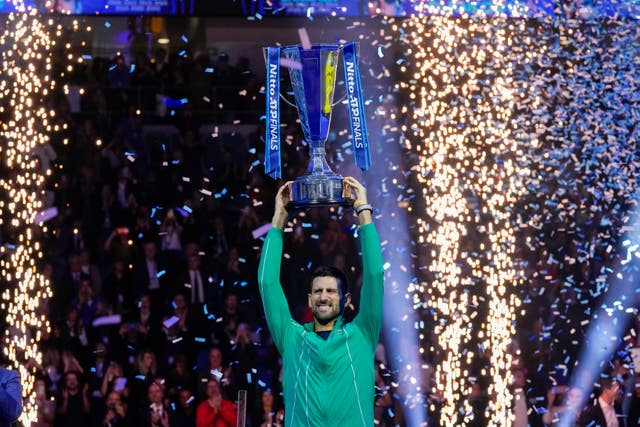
[355,203,373,216]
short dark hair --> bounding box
[309,266,350,296]
[597,376,622,396]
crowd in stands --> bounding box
[2,26,640,427]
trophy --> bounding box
[264,43,371,208]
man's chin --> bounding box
[314,312,338,325]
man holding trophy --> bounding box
[258,42,384,426]
[258,177,383,426]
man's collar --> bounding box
[304,316,344,333]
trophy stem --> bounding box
[307,140,337,176]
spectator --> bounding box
[55,370,90,427]
[137,381,171,427]
[195,378,236,427]
[576,377,624,427]
[196,347,232,399]
[172,388,197,427]
[100,390,128,427]
[34,377,55,427]
[254,389,284,427]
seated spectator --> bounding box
[128,350,158,407]
[254,389,284,427]
[195,378,236,427]
[195,346,233,399]
[542,385,583,426]
[100,390,129,427]
[34,377,56,427]
[165,353,196,401]
[103,258,136,316]
[78,249,102,296]
[55,370,90,427]
[576,377,624,427]
[71,277,101,327]
[135,241,172,310]
[100,360,128,398]
[172,388,197,427]
[136,380,171,427]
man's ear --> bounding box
[341,292,352,311]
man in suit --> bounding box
[135,241,170,311]
[576,377,624,427]
[0,366,21,427]
[137,380,171,427]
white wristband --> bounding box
[355,203,373,215]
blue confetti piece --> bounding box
[181,35,188,43]
[157,270,166,278]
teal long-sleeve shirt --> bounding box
[258,223,384,427]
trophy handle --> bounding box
[262,46,301,109]
[332,93,346,107]
[330,42,357,107]
[279,92,298,109]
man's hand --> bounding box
[272,181,293,230]
[343,177,372,226]
[343,176,368,208]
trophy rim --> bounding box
[281,43,341,50]
[262,43,346,52]
[286,197,354,210]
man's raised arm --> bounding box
[257,182,294,350]
[344,177,384,345]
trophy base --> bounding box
[287,175,353,209]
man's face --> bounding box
[106,392,120,407]
[148,383,163,404]
[225,295,238,314]
[308,276,345,325]
[209,349,222,368]
[602,382,622,404]
[65,373,79,391]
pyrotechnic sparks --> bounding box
[395,2,544,425]
[0,4,56,426]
